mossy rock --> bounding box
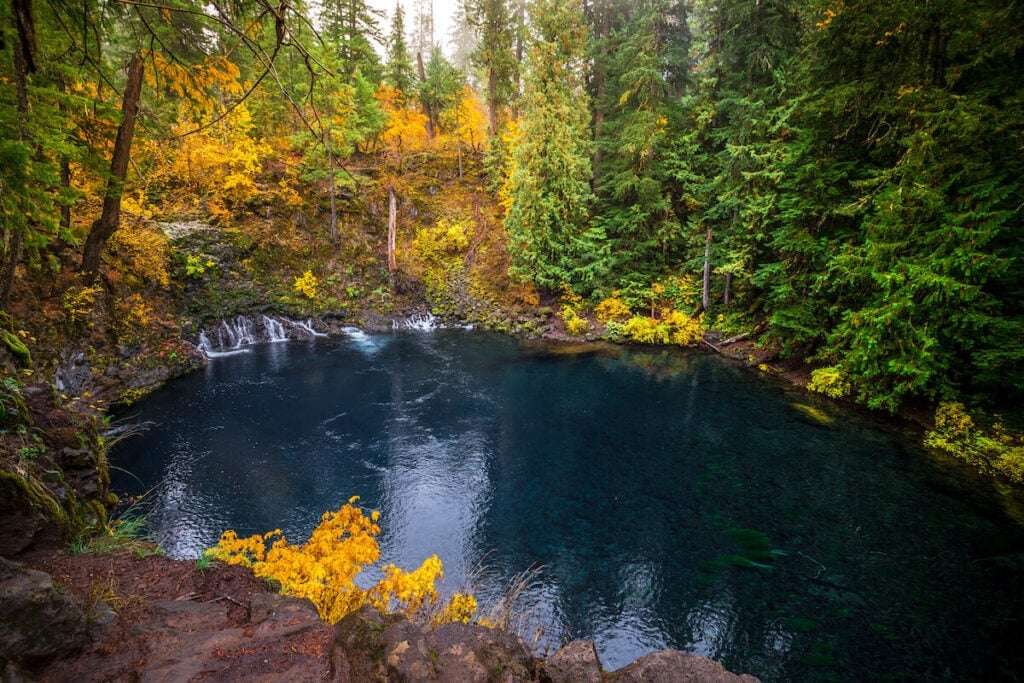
[1,329,31,366]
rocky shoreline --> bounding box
[4,547,758,682]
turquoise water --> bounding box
[111,330,1024,680]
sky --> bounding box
[369,0,462,53]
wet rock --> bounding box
[608,650,760,683]
[542,639,602,683]
[0,556,89,663]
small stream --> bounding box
[111,329,1024,680]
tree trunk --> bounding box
[81,53,144,282]
[487,67,498,136]
[387,186,398,273]
[327,133,338,246]
[0,0,35,307]
[416,52,435,140]
[723,271,731,306]
[702,224,712,311]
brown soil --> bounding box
[19,548,334,682]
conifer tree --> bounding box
[384,2,417,97]
[503,0,599,289]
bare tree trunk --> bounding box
[591,1,609,188]
[702,224,712,311]
[723,271,732,306]
[81,53,144,282]
[387,186,398,273]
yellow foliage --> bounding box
[377,84,430,160]
[620,311,703,346]
[108,223,171,287]
[594,293,631,323]
[166,102,270,203]
[441,86,489,153]
[207,499,478,626]
[62,285,103,327]
[293,270,319,299]
[807,366,851,399]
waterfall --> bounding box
[197,331,213,354]
[290,318,328,338]
[261,315,288,342]
[218,316,257,348]
[199,314,326,357]
[393,313,437,332]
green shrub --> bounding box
[807,366,851,399]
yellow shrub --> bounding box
[623,316,667,345]
[807,366,851,399]
[663,310,703,346]
[62,285,104,327]
[207,498,477,626]
[594,294,631,324]
[293,270,319,299]
[560,305,589,336]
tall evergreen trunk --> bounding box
[0,0,36,307]
[81,53,144,282]
[416,52,435,139]
[487,67,498,135]
[702,224,712,311]
[328,139,339,246]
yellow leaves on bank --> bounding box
[206,498,477,626]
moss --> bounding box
[0,466,69,528]
[2,329,31,365]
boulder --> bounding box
[332,606,536,682]
[542,639,602,683]
[0,556,89,663]
[425,621,534,683]
[608,650,760,683]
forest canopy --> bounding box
[1,0,1022,416]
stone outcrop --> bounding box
[0,557,89,665]
[2,552,760,682]
[607,649,761,682]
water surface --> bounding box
[111,330,1024,680]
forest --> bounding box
[1,0,1023,474]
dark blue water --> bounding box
[111,330,1024,680]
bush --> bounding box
[807,366,851,399]
[594,293,631,324]
[925,402,1024,483]
[293,270,318,299]
[208,497,477,625]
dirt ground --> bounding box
[20,548,335,682]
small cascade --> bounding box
[218,316,257,348]
[393,313,437,332]
[261,315,288,342]
[289,318,328,338]
[197,331,213,354]
[341,326,386,355]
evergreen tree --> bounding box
[503,0,599,289]
[467,0,519,134]
[384,2,417,97]
[321,0,384,80]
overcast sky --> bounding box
[369,0,462,53]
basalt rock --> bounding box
[0,557,89,664]
[607,649,760,682]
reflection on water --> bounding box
[111,331,1024,680]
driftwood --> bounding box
[701,331,749,354]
